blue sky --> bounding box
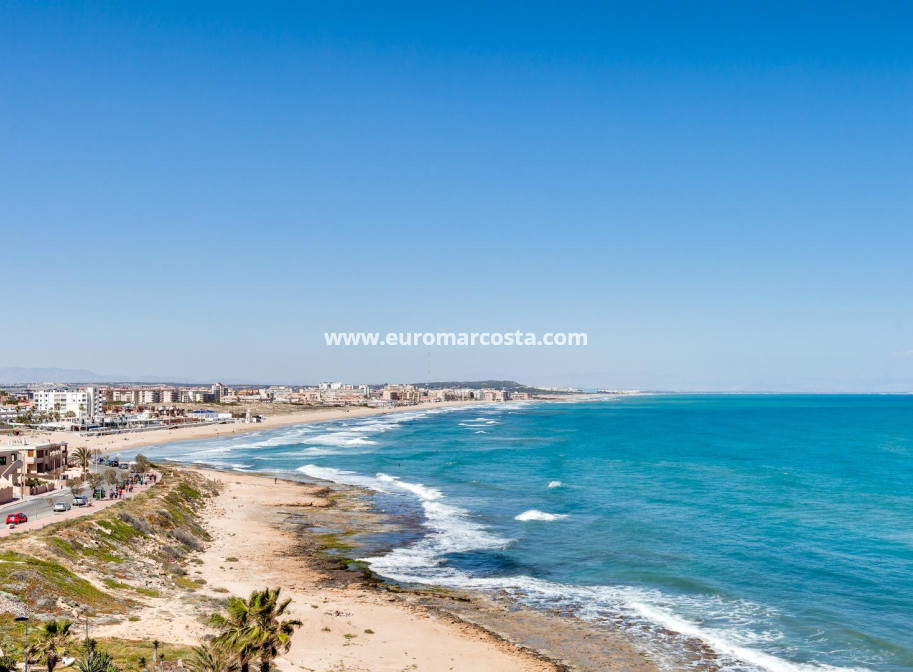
[2,2,912,390]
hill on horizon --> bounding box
[409,380,562,393]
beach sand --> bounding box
[94,468,559,672]
[66,401,678,671]
[91,467,666,671]
[18,400,477,456]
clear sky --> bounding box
[2,2,912,390]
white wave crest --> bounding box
[296,465,509,584]
[303,432,377,447]
[375,473,444,501]
[547,480,563,488]
[296,464,393,491]
[514,509,568,522]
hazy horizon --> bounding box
[1,366,912,395]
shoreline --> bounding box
[171,465,708,672]
[45,394,712,671]
[92,465,563,672]
[86,397,713,671]
[186,466,666,671]
[20,399,482,455]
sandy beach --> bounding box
[92,468,564,672]
[3,400,674,671]
[17,400,478,456]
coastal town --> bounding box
[0,380,565,507]
[0,381,545,432]
[0,378,593,672]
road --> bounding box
[0,470,160,537]
[0,487,75,524]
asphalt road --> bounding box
[1,487,78,525]
[0,469,159,536]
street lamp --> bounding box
[14,615,29,672]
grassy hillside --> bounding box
[0,468,222,670]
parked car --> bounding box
[72,495,88,507]
[53,501,71,513]
[5,513,27,525]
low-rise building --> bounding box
[20,441,68,479]
[0,446,19,504]
[0,445,23,489]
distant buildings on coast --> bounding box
[99,381,527,406]
[0,380,536,433]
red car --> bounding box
[5,513,27,525]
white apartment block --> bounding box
[32,387,100,419]
[137,389,162,404]
[161,389,181,403]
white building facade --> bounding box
[32,387,101,419]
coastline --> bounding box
[87,396,702,671]
[94,466,565,672]
[99,465,665,671]
[25,399,481,455]
[34,395,709,671]
[1,398,727,671]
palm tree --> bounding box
[74,650,119,672]
[211,588,301,672]
[248,588,302,672]
[151,640,160,667]
[71,447,92,475]
[210,596,257,672]
[30,619,75,672]
[184,643,239,672]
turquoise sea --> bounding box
[132,395,913,671]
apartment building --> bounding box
[32,387,101,419]
[0,447,19,504]
[161,389,181,403]
[21,442,68,478]
[381,385,420,402]
[0,446,23,482]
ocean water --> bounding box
[131,395,913,672]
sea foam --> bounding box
[515,509,568,522]
[303,432,377,447]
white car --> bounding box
[53,501,71,513]
[72,496,88,507]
